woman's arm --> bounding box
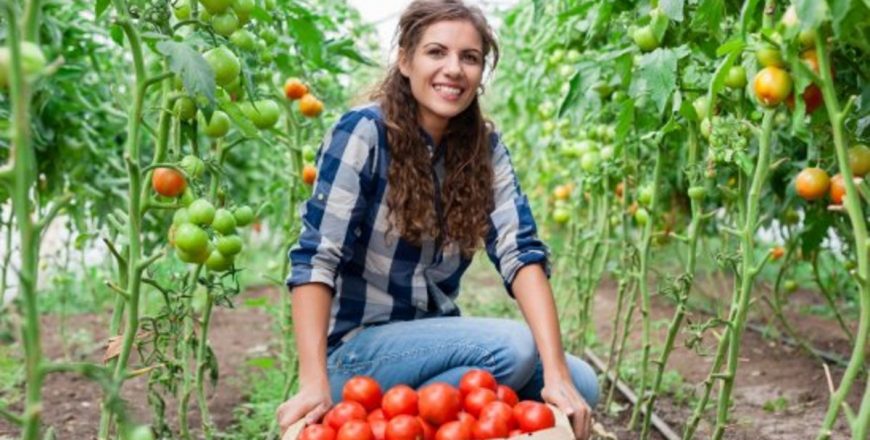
[276,283,334,433]
[512,263,592,440]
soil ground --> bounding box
[0,262,864,439]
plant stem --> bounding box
[195,291,215,439]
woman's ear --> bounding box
[398,48,411,78]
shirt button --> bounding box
[317,193,324,201]
[355,227,362,236]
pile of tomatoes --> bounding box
[298,370,557,440]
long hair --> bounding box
[371,0,500,259]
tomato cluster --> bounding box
[299,370,557,440]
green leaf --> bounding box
[243,297,270,308]
[221,96,259,139]
[615,98,635,144]
[630,48,680,115]
[532,0,543,23]
[558,69,587,117]
[287,12,325,66]
[690,0,724,36]
[800,210,832,256]
[830,0,870,52]
[660,0,685,22]
[96,0,111,18]
[326,38,376,67]
[715,37,745,58]
[246,357,276,369]
[795,0,829,31]
[74,233,95,251]
[155,40,216,108]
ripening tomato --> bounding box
[753,66,793,107]
[284,77,309,100]
[324,401,367,432]
[302,164,317,186]
[459,370,498,397]
[435,420,472,440]
[495,385,518,407]
[472,416,510,440]
[337,420,374,440]
[385,415,423,440]
[829,174,846,205]
[300,93,325,118]
[152,167,187,197]
[382,385,418,419]
[513,401,555,433]
[795,167,830,201]
[552,184,571,201]
[344,376,383,413]
[300,424,337,440]
[756,45,784,67]
[848,144,870,177]
[478,401,515,431]
[418,383,462,426]
[770,247,785,261]
[464,388,498,419]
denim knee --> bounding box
[567,355,600,407]
[484,319,537,390]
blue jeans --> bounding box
[326,317,600,407]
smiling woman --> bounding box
[275,1,599,439]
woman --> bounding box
[276,1,598,438]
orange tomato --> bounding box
[795,167,830,201]
[152,167,187,197]
[753,66,793,107]
[770,247,785,261]
[284,77,308,100]
[299,93,324,118]
[302,164,317,186]
[829,174,846,205]
[552,184,571,201]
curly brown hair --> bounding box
[371,0,500,259]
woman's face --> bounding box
[399,20,485,134]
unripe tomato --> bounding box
[179,155,205,179]
[795,167,830,201]
[203,46,240,87]
[174,2,191,20]
[783,279,798,293]
[637,185,654,206]
[174,223,209,254]
[553,208,570,225]
[753,66,792,107]
[299,93,325,118]
[566,49,581,63]
[580,151,600,173]
[173,208,191,226]
[547,48,564,65]
[592,80,612,98]
[700,118,712,139]
[799,29,817,48]
[152,167,187,197]
[537,100,555,119]
[175,97,197,121]
[215,235,243,256]
[687,186,706,201]
[848,144,870,177]
[127,425,155,440]
[300,424,337,440]
[261,27,279,44]
[634,208,650,225]
[756,45,784,67]
[180,187,195,207]
[302,164,317,186]
[632,26,659,52]
[343,376,383,412]
[205,249,233,271]
[203,110,231,138]
[232,0,255,15]
[724,65,747,89]
[211,208,237,235]
[188,199,216,225]
[211,11,239,36]
[829,174,846,204]
[284,77,309,100]
[230,29,257,51]
[233,205,255,226]
[693,96,709,120]
[241,99,281,128]
[199,0,231,14]
[0,41,47,89]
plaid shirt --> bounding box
[286,104,549,349]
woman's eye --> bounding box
[463,54,481,63]
[428,48,445,56]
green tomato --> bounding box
[566,49,581,63]
[302,146,317,162]
[548,49,565,65]
[580,151,601,173]
[179,155,205,179]
[264,0,275,9]
[174,2,191,20]
[724,65,747,90]
[211,11,239,37]
[258,49,274,64]
[199,0,232,14]
[592,81,612,99]
[232,205,255,226]
[634,208,650,225]
[798,29,816,49]
[599,145,615,161]
[700,118,712,139]
[203,110,231,138]
[538,101,556,119]
[756,45,784,67]
[847,144,870,177]
[783,279,798,293]
[174,223,209,255]
[638,185,654,206]
[172,208,191,225]
[782,208,800,225]
[203,45,240,87]
[0,41,47,89]
[205,249,234,271]
[632,26,659,52]
[553,208,570,225]
[188,199,216,225]
[211,208,237,235]
[180,187,195,207]
[693,96,709,120]
[261,27,279,45]
[558,64,574,79]
[232,0,255,14]
[687,186,706,201]
[230,29,256,51]
[216,235,243,256]
[177,244,211,264]
[126,425,155,440]
[240,99,281,129]
[175,97,196,121]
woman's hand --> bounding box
[540,371,592,440]
[275,381,333,435]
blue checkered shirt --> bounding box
[286,104,550,349]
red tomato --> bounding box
[370,419,387,440]
[435,421,472,440]
[344,376,384,412]
[479,401,516,431]
[830,174,846,204]
[382,385,419,418]
[457,412,477,434]
[418,417,436,440]
[418,383,462,426]
[299,424,337,440]
[472,416,510,440]
[459,370,498,397]
[495,385,519,407]
[324,401,367,432]
[385,414,424,440]
[514,402,555,433]
[368,408,386,422]
[337,419,374,440]
[152,167,187,197]
[464,388,498,419]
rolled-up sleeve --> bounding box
[484,133,550,296]
[286,111,377,292]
